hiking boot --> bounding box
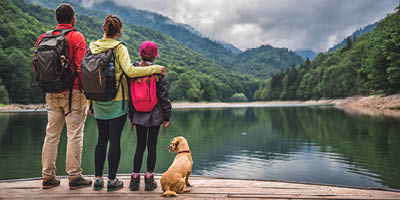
[144,174,157,191]
[107,178,123,192]
[129,174,140,191]
[69,177,92,190]
[93,177,104,191]
[42,177,60,189]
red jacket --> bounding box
[34,24,86,91]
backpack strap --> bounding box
[112,41,126,110]
[65,83,74,117]
[53,29,75,36]
[45,30,53,36]
[45,29,75,36]
[116,71,126,110]
[159,104,166,134]
[60,29,75,35]
[65,71,79,117]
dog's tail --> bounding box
[161,190,177,197]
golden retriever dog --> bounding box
[160,136,193,197]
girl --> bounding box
[90,15,165,192]
[129,41,172,191]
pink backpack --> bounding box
[130,75,158,112]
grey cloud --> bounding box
[84,0,399,52]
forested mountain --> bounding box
[27,0,236,67]
[294,50,318,61]
[217,41,243,55]
[254,6,400,100]
[229,45,304,79]
[328,21,379,53]
[0,0,259,104]
[27,0,303,79]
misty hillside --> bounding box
[231,45,304,79]
[328,21,379,53]
[255,6,400,100]
[294,50,318,61]
[216,40,243,55]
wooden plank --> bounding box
[0,176,399,200]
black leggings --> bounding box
[133,125,160,173]
[95,114,127,179]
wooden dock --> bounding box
[1,175,400,199]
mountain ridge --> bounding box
[328,21,379,53]
[294,50,318,61]
[231,45,304,79]
[27,0,306,79]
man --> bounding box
[34,3,92,190]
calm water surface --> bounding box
[1,107,400,190]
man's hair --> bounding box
[56,3,75,24]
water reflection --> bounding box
[0,107,399,190]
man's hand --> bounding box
[161,66,166,76]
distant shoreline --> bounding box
[0,101,335,113]
[1,94,399,118]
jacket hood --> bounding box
[90,38,121,54]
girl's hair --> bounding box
[139,57,154,66]
[102,15,122,37]
[138,58,159,82]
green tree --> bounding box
[169,73,202,101]
[230,93,248,102]
[0,80,10,104]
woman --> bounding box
[90,15,165,192]
[128,41,172,191]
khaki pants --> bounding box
[42,90,88,179]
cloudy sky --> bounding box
[84,0,398,52]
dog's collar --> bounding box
[177,150,191,154]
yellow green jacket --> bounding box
[89,38,162,101]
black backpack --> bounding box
[81,42,125,103]
[33,29,77,93]
[33,29,79,116]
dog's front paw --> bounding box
[183,188,191,193]
[186,183,193,187]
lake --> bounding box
[1,106,399,190]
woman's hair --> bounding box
[102,15,122,37]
